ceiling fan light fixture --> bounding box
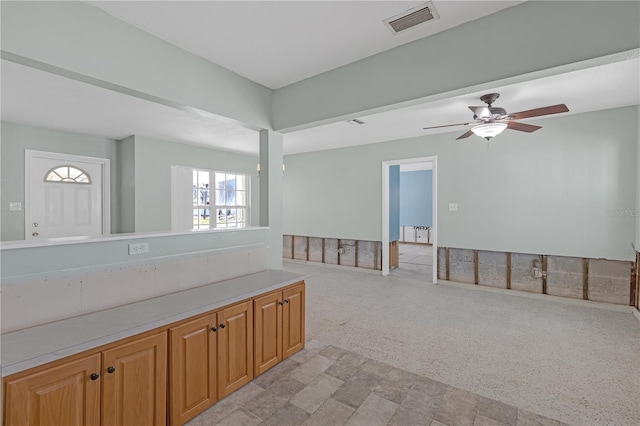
[471,122,507,140]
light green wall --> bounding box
[0,229,269,280]
[283,107,639,261]
[132,136,260,233]
[0,123,261,239]
[0,121,119,240]
[273,1,640,131]
[117,135,135,234]
[1,1,272,129]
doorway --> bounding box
[382,156,437,283]
[25,150,110,241]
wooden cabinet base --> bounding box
[4,354,101,426]
[3,280,304,426]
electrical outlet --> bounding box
[449,203,458,212]
[9,202,22,211]
[128,242,149,255]
[337,247,345,255]
[532,267,542,278]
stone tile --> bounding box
[345,392,399,426]
[221,382,265,405]
[290,373,344,414]
[194,382,264,422]
[289,345,324,364]
[324,352,366,381]
[332,370,382,409]
[475,415,509,426]
[215,408,261,426]
[388,388,441,426]
[290,354,335,384]
[516,410,568,426]
[433,386,479,426]
[243,377,305,419]
[252,357,300,388]
[373,368,416,404]
[303,398,355,426]
[411,376,449,398]
[319,345,349,360]
[477,396,518,425]
[358,358,393,378]
[258,403,309,426]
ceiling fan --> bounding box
[423,93,569,140]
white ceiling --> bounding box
[87,0,525,89]
[284,58,640,154]
[0,60,260,155]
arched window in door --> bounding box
[44,166,91,184]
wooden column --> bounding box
[506,253,512,290]
[583,258,589,300]
[445,248,451,281]
[473,250,479,285]
[541,255,548,295]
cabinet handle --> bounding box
[278,301,284,306]
[107,366,116,374]
[284,299,290,303]
[219,323,226,329]
[90,373,100,381]
[211,326,217,332]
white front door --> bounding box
[26,150,110,241]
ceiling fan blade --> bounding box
[456,130,474,140]
[469,106,491,119]
[507,121,542,133]
[509,104,569,120]
[423,122,472,130]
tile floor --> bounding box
[187,340,568,426]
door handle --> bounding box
[32,232,39,237]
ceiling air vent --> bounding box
[383,2,439,34]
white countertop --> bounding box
[1,270,304,377]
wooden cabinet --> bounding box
[254,282,305,376]
[102,333,167,426]
[3,333,166,426]
[168,301,255,424]
[217,300,253,398]
[282,283,305,359]
[254,291,283,376]
[4,280,303,426]
[4,354,101,426]
[169,314,218,426]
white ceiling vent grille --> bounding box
[383,2,439,34]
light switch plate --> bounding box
[9,202,22,211]
[449,203,458,212]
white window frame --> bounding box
[171,166,250,231]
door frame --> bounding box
[382,156,437,283]
[25,150,111,239]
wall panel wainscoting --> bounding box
[438,247,636,306]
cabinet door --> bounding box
[102,333,167,426]
[254,291,282,376]
[217,300,253,398]
[169,313,217,426]
[283,283,305,359]
[4,354,101,426]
